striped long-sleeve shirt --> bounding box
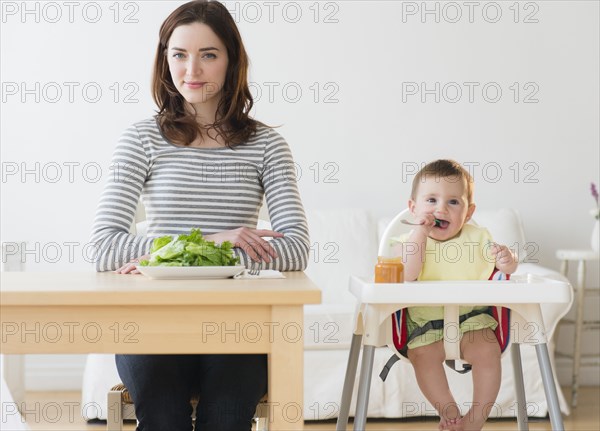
[90,117,309,272]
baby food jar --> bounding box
[374,256,404,283]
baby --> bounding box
[395,159,518,431]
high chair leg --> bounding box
[511,343,529,431]
[336,333,363,431]
[535,343,564,431]
[353,345,375,431]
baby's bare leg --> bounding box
[459,328,501,431]
[408,341,461,430]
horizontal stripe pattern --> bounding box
[90,117,309,272]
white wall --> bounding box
[1,1,598,388]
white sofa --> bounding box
[81,207,572,422]
[1,375,29,430]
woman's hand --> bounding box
[490,243,518,274]
[115,254,150,275]
[205,228,284,263]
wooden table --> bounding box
[0,271,321,430]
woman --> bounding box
[90,1,309,429]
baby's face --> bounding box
[409,174,475,241]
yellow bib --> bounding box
[417,223,495,281]
[399,224,496,326]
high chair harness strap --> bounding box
[379,307,492,381]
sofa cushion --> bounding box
[304,209,379,305]
[303,303,355,349]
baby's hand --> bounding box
[490,243,518,274]
[414,213,437,234]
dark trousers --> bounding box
[115,354,267,431]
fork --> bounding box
[248,260,262,276]
[401,219,442,227]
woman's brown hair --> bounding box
[152,0,261,147]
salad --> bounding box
[139,228,240,267]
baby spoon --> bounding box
[401,219,442,227]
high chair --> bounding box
[336,210,572,431]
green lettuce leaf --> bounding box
[150,235,173,253]
[139,228,240,267]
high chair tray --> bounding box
[349,274,571,305]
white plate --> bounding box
[136,265,245,280]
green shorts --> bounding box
[406,310,498,350]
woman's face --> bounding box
[167,22,229,110]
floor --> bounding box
[15,386,600,430]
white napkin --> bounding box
[234,270,286,279]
